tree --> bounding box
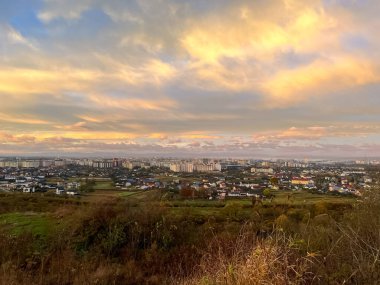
[270,177,279,186]
[79,179,95,192]
[222,202,242,220]
[263,188,271,198]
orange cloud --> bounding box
[182,2,337,64]
[7,131,138,143]
[0,132,36,144]
[148,133,168,140]
[263,57,380,106]
[180,0,380,104]
[0,57,176,98]
[253,124,380,142]
[88,94,177,111]
[0,112,51,125]
[179,132,221,140]
[54,121,88,131]
[76,115,104,123]
[95,54,177,86]
[0,67,100,95]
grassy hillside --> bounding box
[0,189,378,285]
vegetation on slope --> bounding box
[0,189,378,284]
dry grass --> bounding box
[176,228,314,285]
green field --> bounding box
[268,190,356,205]
[122,189,163,201]
[113,188,357,210]
[92,181,116,190]
[158,190,356,206]
[0,189,356,234]
[0,212,54,236]
[46,177,65,183]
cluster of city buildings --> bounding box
[0,157,376,197]
[0,159,66,168]
[0,173,80,195]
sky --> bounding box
[1,0,380,158]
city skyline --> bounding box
[1,0,380,157]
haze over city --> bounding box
[1,0,380,158]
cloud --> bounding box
[179,132,221,140]
[187,141,201,148]
[1,128,380,158]
[0,67,101,95]
[263,57,380,106]
[76,115,104,123]
[181,1,337,63]
[54,121,89,131]
[1,25,37,50]
[179,0,380,104]
[0,0,380,157]
[88,94,177,111]
[94,55,177,86]
[253,124,380,142]
[0,59,176,97]
[0,112,51,125]
[0,132,36,144]
[38,0,92,22]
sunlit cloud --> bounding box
[54,121,89,131]
[0,132,36,144]
[263,57,380,106]
[0,113,51,125]
[76,115,104,123]
[88,94,177,111]
[253,124,380,142]
[179,132,221,140]
[0,67,101,95]
[94,54,177,86]
[182,4,336,63]
[180,0,380,103]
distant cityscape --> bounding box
[1,157,377,198]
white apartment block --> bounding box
[170,162,221,173]
[21,160,40,168]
